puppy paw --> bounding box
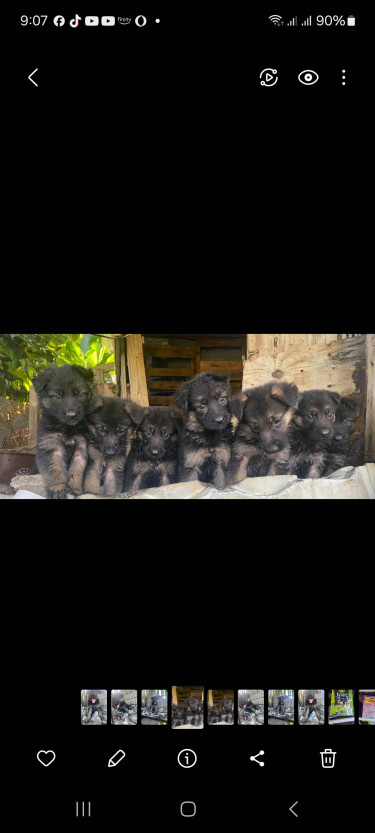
[48,484,68,499]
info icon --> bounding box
[53,15,65,27]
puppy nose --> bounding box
[66,411,77,418]
[215,416,224,423]
[321,429,330,436]
[152,449,159,456]
[335,433,343,440]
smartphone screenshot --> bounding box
[13,6,370,824]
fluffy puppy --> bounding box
[33,364,94,499]
[227,381,299,483]
[84,396,144,496]
[325,398,358,474]
[123,406,181,495]
[289,389,341,478]
[175,372,236,488]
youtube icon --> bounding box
[84,16,99,26]
[101,16,115,26]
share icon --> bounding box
[250,750,265,767]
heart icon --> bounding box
[37,750,56,767]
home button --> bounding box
[180,802,197,818]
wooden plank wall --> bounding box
[247,333,362,358]
[365,334,375,463]
[244,334,365,394]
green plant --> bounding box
[0,334,114,401]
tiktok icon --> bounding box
[69,14,82,28]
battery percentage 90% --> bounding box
[316,15,346,26]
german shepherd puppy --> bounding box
[325,398,358,474]
[289,389,341,478]
[84,396,144,496]
[227,381,299,483]
[174,372,236,488]
[123,406,181,495]
[33,364,94,499]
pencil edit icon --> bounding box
[108,750,126,768]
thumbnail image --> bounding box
[358,690,375,725]
[298,690,325,725]
[268,690,295,725]
[238,690,264,725]
[81,689,107,724]
[111,690,138,725]
[172,686,204,729]
[141,690,168,725]
[328,689,355,724]
[207,690,234,725]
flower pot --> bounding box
[0,451,36,484]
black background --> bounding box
[20,567,373,827]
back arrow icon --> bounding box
[289,801,298,818]
[28,68,38,87]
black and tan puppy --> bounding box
[33,364,94,499]
[175,372,236,488]
[227,381,299,483]
[289,389,341,478]
[84,396,144,496]
[325,398,358,474]
[123,406,181,494]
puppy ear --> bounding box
[174,380,192,413]
[341,398,359,420]
[329,391,341,407]
[230,392,248,422]
[271,382,299,411]
[124,400,147,426]
[73,366,95,384]
[32,366,56,393]
[87,395,104,415]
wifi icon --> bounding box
[269,15,283,25]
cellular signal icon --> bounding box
[269,15,283,26]
[287,16,298,26]
[301,16,312,26]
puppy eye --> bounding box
[343,418,350,425]
[53,394,62,401]
[273,417,282,426]
[250,423,260,432]
[117,428,126,435]
[327,411,334,420]
[98,426,106,434]
[145,429,153,437]
[197,404,206,411]
[163,432,170,439]
[218,397,227,405]
[305,413,314,421]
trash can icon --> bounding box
[321,749,337,768]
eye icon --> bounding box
[298,70,319,85]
